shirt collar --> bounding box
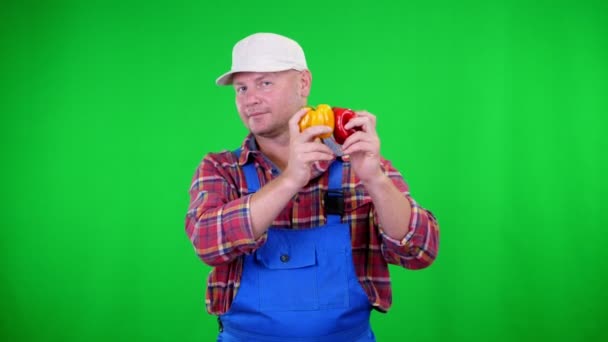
[236,134,258,167]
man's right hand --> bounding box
[282,107,335,190]
[247,108,335,239]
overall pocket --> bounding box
[254,229,350,311]
[255,236,319,311]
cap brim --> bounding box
[215,71,236,86]
[215,65,307,86]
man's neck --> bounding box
[254,133,290,171]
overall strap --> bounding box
[325,160,344,225]
[234,148,260,193]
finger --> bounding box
[289,107,311,138]
[304,152,335,162]
[341,131,374,150]
[342,141,378,156]
[354,111,377,125]
[298,125,333,143]
[295,141,335,156]
[293,151,335,164]
[344,116,376,133]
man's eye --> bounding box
[261,81,272,87]
[236,86,246,93]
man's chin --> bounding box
[251,127,287,140]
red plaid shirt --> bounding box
[186,134,439,315]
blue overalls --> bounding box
[217,150,375,342]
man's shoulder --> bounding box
[206,147,240,157]
[202,148,239,163]
[202,135,254,164]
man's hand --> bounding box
[281,108,335,190]
[341,111,383,184]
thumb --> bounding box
[288,107,310,138]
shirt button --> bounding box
[280,254,290,263]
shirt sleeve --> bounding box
[374,160,440,270]
[185,153,267,266]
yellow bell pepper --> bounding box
[298,104,335,139]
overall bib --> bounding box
[217,150,375,342]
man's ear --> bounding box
[299,70,312,97]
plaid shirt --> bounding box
[186,134,439,315]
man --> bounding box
[186,32,439,341]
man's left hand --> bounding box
[341,111,384,183]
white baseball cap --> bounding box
[215,33,308,86]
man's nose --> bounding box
[244,88,261,105]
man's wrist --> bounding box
[276,173,302,196]
[360,169,390,191]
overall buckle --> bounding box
[324,190,344,215]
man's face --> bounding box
[233,70,310,138]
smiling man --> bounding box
[186,32,439,342]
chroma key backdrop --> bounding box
[1,1,606,341]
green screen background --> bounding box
[2,0,607,341]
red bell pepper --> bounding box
[332,107,359,145]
